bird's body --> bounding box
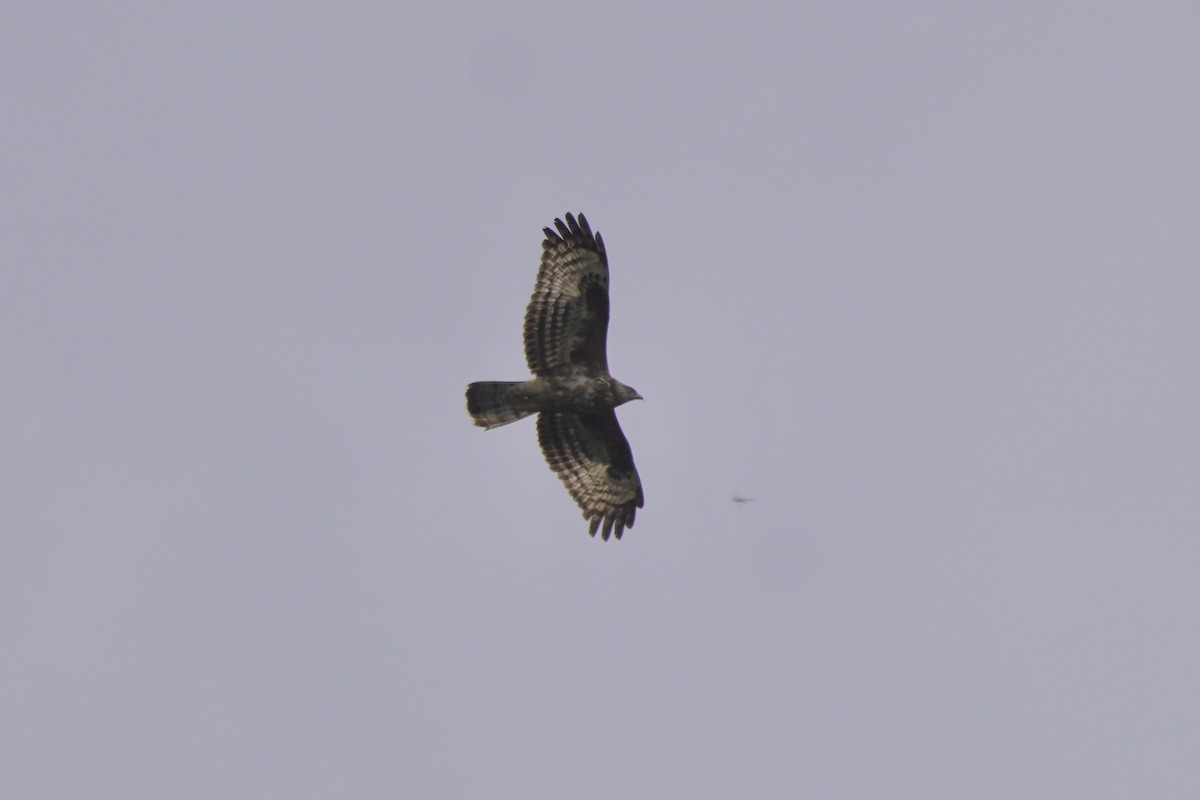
[466,213,643,540]
[467,375,638,429]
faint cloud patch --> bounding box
[465,33,538,103]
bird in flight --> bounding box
[466,213,644,540]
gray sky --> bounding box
[3,2,1198,797]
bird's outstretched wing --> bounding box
[537,411,643,540]
[524,213,610,377]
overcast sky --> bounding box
[3,2,1199,798]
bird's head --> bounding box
[614,381,643,406]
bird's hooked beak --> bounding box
[618,383,642,403]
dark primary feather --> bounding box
[536,411,643,541]
[523,213,611,377]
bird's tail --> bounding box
[466,382,536,429]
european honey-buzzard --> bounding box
[466,213,643,540]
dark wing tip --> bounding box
[543,213,603,256]
[584,504,638,542]
[574,213,592,239]
[555,215,574,240]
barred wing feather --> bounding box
[523,213,610,377]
